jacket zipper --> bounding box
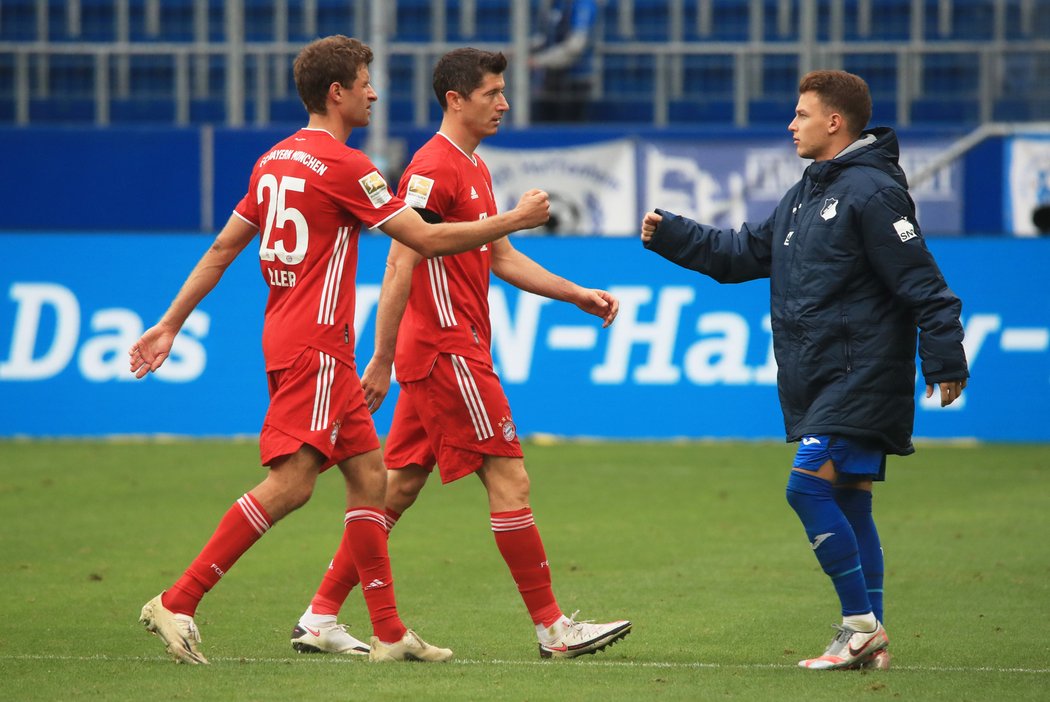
[841,313,852,373]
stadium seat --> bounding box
[150,1,198,42]
[679,54,735,98]
[190,98,226,125]
[45,53,97,96]
[842,54,898,96]
[600,54,657,99]
[448,0,512,42]
[269,97,306,124]
[394,0,433,41]
[852,0,912,40]
[385,98,417,126]
[936,0,996,41]
[0,0,36,41]
[314,0,360,39]
[994,98,1050,122]
[111,97,176,124]
[668,98,736,125]
[76,0,118,42]
[585,99,652,123]
[910,98,980,124]
[748,98,796,126]
[0,55,13,102]
[29,97,95,123]
[692,0,751,41]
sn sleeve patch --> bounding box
[404,174,435,209]
[358,171,393,208]
[893,217,917,242]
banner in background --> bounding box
[482,137,964,237]
[2,234,1047,441]
[642,138,964,235]
[1006,134,1050,236]
[480,139,638,236]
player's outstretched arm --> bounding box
[490,238,618,328]
[129,215,257,379]
[380,189,549,257]
[360,240,421,413]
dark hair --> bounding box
[798,70,872,136]
[294,35,373,114]
[432,48,508,110]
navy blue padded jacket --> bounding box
[645,127,968,455]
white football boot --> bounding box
[291,621,370,655]
[798,622,889,670]
[855,648,892,670]
[538,612,632,659]
[368,629,453,662]
[139,593,209,665]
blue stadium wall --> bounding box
[2,232,1047,442]
[0,124,1008,234]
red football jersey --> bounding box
[234,128,407,371]
[393,133,499,382]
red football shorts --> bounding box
[384,353,523,484]
[259,347,380,470]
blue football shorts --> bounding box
[792,434,886,483]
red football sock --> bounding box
[310,511,361,616]
[347,508,406,642]
[306,505,401,617]
[162,493,272,617]
[385,508,401,533]
[491,508,561,627]
[309,508,401,616]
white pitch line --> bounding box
[4,653,1049,674]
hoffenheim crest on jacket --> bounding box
[820,198,839,221]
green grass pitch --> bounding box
[1,439,1048,701]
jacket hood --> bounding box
[808,126,908,190]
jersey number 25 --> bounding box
[257,174,308,265]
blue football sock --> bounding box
[785,471,872,617]
[835,487,884,624]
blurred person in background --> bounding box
[530,0,598,122]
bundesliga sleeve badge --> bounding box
[359,171,393,207]
[404,174,435,209]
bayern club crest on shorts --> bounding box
[499,417,517,442]
[329,420,341,446]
